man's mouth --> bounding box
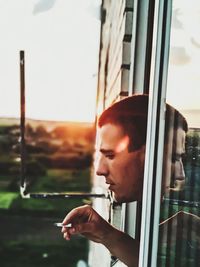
[174,177,185,181]
[105,180,114,185]
[105,181,115,190]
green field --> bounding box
[0,119,94,267]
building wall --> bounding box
[96,0,134,115]
[89,1,135,267]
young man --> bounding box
[61,94,190,266]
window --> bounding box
[0,1,101,267]
[158,0,200,265]
[139,0,200,266]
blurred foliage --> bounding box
[0,192,18,209]
[158,129,200,267]
[185,130,200,167]
[0,238,88,267]
[0,119,95,267]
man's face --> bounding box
[162,127,186,196]
[95,123,145,203]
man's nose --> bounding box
[175,159,185,180]
[95,155,108,177]
[173,159,186,190]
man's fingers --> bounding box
[62,205,92,225]
[63,231,71,241]
[62,222,93,236]
[71,222,94,234]
[62,223,91,243]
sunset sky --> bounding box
[0,0,101,122]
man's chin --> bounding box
[113,194,133,204]
[170,180,185,191]
[112,194,123,204]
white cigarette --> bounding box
[54,222,72,228]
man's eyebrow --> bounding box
[99,149,114,154]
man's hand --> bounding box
[61,205,112,243]
[61,204,139,267]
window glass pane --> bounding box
[0,1,101,266]
[158,0,200,266]
[0,0,101,194]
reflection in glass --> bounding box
[158,0,200,266]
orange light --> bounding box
[115,136,129,153]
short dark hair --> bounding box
[98,94,149,151]
[98,94,188,152]
[165,104,188,134]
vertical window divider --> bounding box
[138,0,172,266]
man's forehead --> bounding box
[96,123,129,152]
[174,128,186,154]
[98,123,125,141]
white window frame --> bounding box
[138,0,172,266]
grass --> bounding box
[0,121,93,267]
[30,168,91,193]
[10,197,88,217]
[0,239,88,267]
[0,192,19,209]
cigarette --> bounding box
[54,222,72,228]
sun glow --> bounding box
[115,136,129,153]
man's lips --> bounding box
[105,180,115,185]
[174,177,185,181]
[105,181,115,190]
